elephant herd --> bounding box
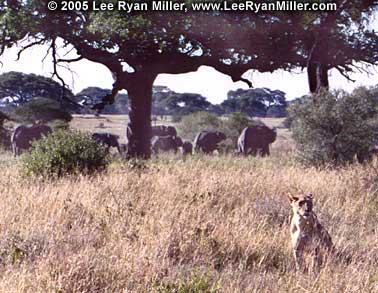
[150,125,277,156]
[10,123,278,157]
[10,124,123,157]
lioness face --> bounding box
[288,194,313,219]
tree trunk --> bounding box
[307,37,329,94]
[307,62,329,94]
[126,73,156,159]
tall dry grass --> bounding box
[1,148,378,292]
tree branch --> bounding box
[58,56,83,63]
[335,66,356,82]
[16,38,45,61]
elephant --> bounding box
[151,135,183,154]
[193,131,226,154]
[237,125,277,156]
[11,124,52,156]
[151,125,177,137]
[91,132,121,153]
[181,141,193,155]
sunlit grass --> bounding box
[1,149,378,291]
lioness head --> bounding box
[288,193,314,219]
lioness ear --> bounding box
[307,193,314,200]
[287,193,299,203]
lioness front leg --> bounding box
[293,249,304,271]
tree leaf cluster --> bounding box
[290,86,378,165]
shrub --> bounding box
[21,130,109,177]
[177,111,221,140]
[49,119,70,131]
[290,88,378,166]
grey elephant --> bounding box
[193,131,226,154]
[151,125,177,137]
[91,132,121,153]
[11,124,52,156]
[181,141,193,155]
[237,125,277,156]
[151,135,183,154]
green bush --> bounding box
[290,88,378,166]
[177,111,221,140]
[21,130,109,177]
[49,119,70,131]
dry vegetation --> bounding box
[0,116,377,292]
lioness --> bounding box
[288,193,334,271]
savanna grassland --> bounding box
[1,116,378,292]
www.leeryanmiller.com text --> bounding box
[53,1,338,13]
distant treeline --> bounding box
[0,71,288,120]
[76,85,288,119]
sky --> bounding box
[0,38,377,104]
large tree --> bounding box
[159,92,211,117]
[75,87,129,114]
[1,0,377,158]
[0,71,79,112]
[14,97,72,123]
[221,88,287,117]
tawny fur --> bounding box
[288,193,333,271]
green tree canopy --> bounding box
[75,87,129,114]
[0,71,79,112]
[161,92,211,117]
[14,97,72,124]
[221,88,287,117]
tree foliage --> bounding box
[14,97,72,124]
[21,130,109,178]
[221,88,287,117]
[0,71,79,112]
[75,85,287,118]
[290,87,378,166]
[75,87,129,114]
